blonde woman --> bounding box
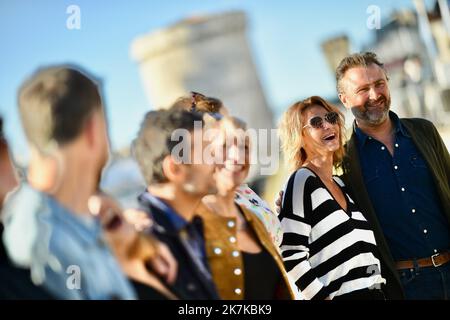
[278,96,386,300]
[196,115,295,299]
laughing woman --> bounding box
[277,96,386,300]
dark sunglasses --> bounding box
[303,111,339,129]
[190,91,223,120]
[190,91,206,112]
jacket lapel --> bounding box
[139,196,219,299]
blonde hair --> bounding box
[278,96,346,171]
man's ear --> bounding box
[161,155,183,183]
[338,92,350,109]
[83,111,107,151]
[83,113,97,148]
[27,147,60,194]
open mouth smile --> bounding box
[322,133,337,141]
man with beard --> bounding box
[1,66,136,299]
[337,52,450,299]
[133,109,220,299]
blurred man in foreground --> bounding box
[2,66,134,299]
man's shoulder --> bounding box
[2,183,45,218]
[137,192,167,219]
[1,183,48,268]
[137,192,174,234]
[400,117,435,130]
[3,183,100,266]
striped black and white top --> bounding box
[278,167,386,300]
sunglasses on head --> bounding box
[190,91,223,120]
[303,111,339,129]
[190,91,206,112]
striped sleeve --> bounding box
[278,170,329,300]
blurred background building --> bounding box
[130,11,274,189]
[102,11,276,206]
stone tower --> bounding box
[130,11,275,182]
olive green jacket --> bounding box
[342,117,450,300]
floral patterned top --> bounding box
[234,184,283,248]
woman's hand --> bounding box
[275,190,284,214]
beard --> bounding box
[181,170,218,196]
[351,95,391,126]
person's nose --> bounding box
[322,119,333,130]
[368,86,380,100]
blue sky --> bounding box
[0,0,429,161]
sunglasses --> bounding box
[190,91,223,120]
[303,111,339,129]
[190,91,206,112]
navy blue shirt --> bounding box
[140,192,209,269]
[355,111,450,261]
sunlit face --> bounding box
[179,128,218,196]
[302,105,341,158]
[339,63,391,126]
[213,120,250,193]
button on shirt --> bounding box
[355,111,450,261]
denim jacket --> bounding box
[1,183,136,300]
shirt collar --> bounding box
[140,191,188,232]
[354,110,410,146]
[390,111,411,138]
